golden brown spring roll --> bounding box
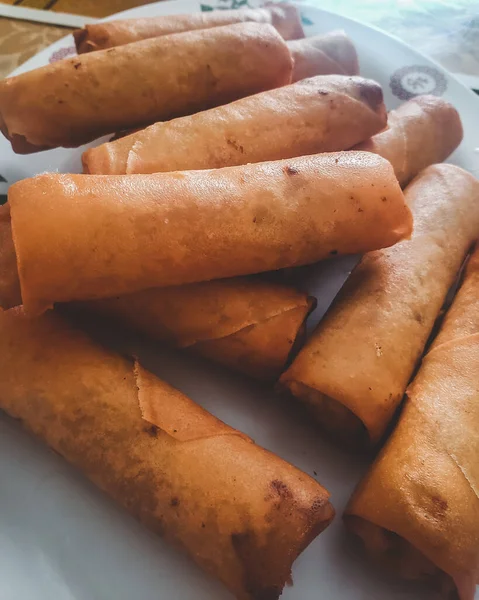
[2,152,412,315]
[354,95,463,187]
[74,278,314,381]
[0,23,292,153]
[288,31,359,82]
[344,244,479,600]
[74,3,304,53]
[280,164,479,447]
[82,74,386,175]
[0,307,334,600]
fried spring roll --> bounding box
[74,278,314,381]
[0,23,292,154]
[280,164,479,447]
[344,245,479,600]
[354,95,463,187]
[82,74,386,175]
[2,152,412,315]
[0,307,334,600]
[287,31,359,82]
[74,3,304,53]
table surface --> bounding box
[0,0,478,80]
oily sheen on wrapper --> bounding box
[0,307,334,600]
[74,3,304,52]
[72,277,314,381]
[0,22,292,153]
[2,152,412,315]
[354,95,463,187]
[345,245,479,600]
[82,75,386,175]
[280,164,479,446]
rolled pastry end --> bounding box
[344,516,461,599]
[285,381,369,448]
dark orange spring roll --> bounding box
[287,31,359,82]
[74,277,314,381]
[74,3,304,53]
[82,74,386,175]
[0,23,292,153]
[2,152,412,315]
[354,95,463,187]
[344,245,479,600]
[280,164,479,447]
[0,306,334,600]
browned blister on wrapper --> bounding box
[0,22,292,153]
[73,277,314,381]
[74,3,304,53]
[355,95,463,187]
[1,152,411,315]
[0,307,334,600]
[280,164,479,447]
[344,245,479,600]
[83,75,386,175]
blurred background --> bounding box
[0,0,478,86]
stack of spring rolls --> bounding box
[0,4,476,599]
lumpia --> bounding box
[74,3,304,53]
[288,31,359,82]
[354,95,463,187]
[344,244,479,600]
[0,23,292,153]
[82,75,387,175]
[3,152,412,315]
[0,307,334,600]
[73,277,314,381]
[280,164,479,446]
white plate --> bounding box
[0,3,478,600]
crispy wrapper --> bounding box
[0,307,334,600]
[280,164,479,446]
[0,23,292,153]
[287,31,359,82]
[354,95,463,187]
[74,3,304,53]
[82,74,386,175]
[344,245,479,600]
[2,152,412,315]
[73,277,314,381]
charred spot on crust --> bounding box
[381,196,388,202]
[330,250,338,255]
[284,165,299,176]
[169,497,180,507]
[226,138,244,153]
[414,311,424,324]
[144,424,159,437]
[73,62,82,70]
[357,80,384,109]
[431,496,448,518]
[270,479,293,500]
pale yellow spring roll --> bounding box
[280,164,479,447]
[344,245,479,600]
[354,95,463,187]
[74,3,304,52]
[0,307,334,600]
[1,152,412,315]
[288,31,359,82]
[73,277,314,381]
[0,23,292,153]
[82,75,387,175]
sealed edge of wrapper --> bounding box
[134,360,251,443]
